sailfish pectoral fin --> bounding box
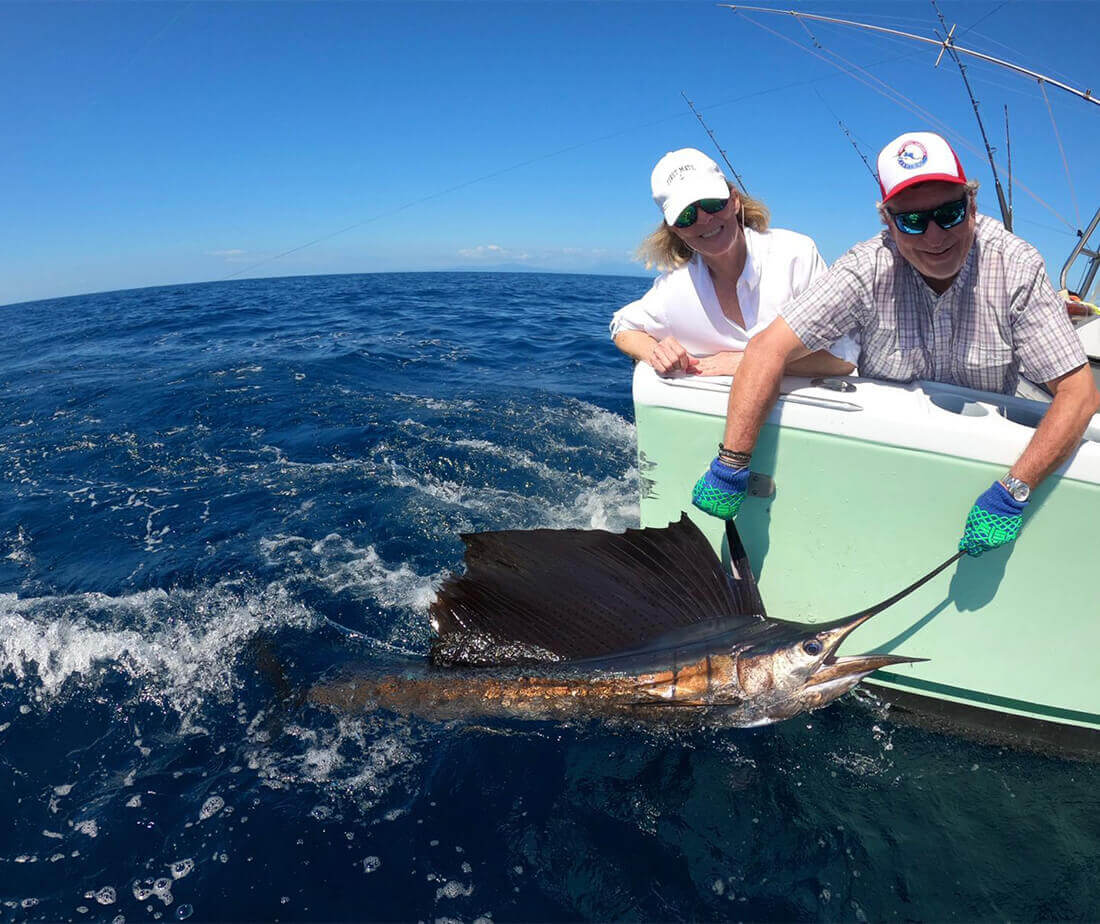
[724,519,766,618]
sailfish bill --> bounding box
[308,515,957,727]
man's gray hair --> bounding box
[876,179,980,226]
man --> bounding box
[690,130,1100,557]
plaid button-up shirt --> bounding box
[782,214,1086,394]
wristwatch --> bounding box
[999,474,1031,503]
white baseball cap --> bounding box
[876,131,967,202]
[650,148,730,225]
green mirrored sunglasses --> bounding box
[889,197,968,235]
[673,198,729,229]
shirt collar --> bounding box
[739,226,761,293]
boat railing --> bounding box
[1060,204,1100,300]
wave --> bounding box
[0,582,319,714]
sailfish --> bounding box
[309,515,957,727]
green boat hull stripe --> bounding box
[874,671,1100,727]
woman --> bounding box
[611,148,857,376]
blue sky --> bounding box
[3,1,1099,306]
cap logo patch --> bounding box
[896,140,928,170]
[666,164,696,185]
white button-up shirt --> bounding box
[610,227,859,364]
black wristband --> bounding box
[718,444,751,468]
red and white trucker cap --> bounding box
[876,131,967,202]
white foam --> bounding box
[198,796,224,821]
[392,394,478,412]
[385,456,638,533]
[548,469,640,532]
[169,859,194,880]
[260,534,442,614]
[0,582,319,714]
[386,462,520,517]
[435,881,474,901]
[5,526,34,565]
[250,716,420,807]
[573,402,637,451]
[451,439,562,481]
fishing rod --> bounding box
[718,5,1100,109]
[835,117,878,185]
[930,1,1012,230]
[813,87,879,186]
[681,90,749,193]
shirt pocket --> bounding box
[954,342,1014,391]
[855,329,917,381]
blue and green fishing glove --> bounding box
[692,458,750,520]
[958,481,1026,557]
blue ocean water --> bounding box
[1,271,1097,922]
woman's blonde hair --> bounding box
[636,184,770,272]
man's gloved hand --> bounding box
[958,481,1026,556]
[691,458,750,520]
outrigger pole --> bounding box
[718,5,1100,110]
[930,1,1011,230]
[719,3,1100,297]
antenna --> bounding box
[931,1,1012,229]
[681,91,749,193]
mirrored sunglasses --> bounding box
[889,197,968,235]
[673,198,729,229]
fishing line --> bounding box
[800,17,911,186]
[957,24,1085,92]
[957,2,1008,37]
[219,54,923,282]
[320,614,420,656]
[1014,216,1078,239]
[43,2,195,140]
[739,13,969,145]
[1039,80,1082,232]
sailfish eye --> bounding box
[802,639,824,656]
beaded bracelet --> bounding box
[717,444,751,468]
